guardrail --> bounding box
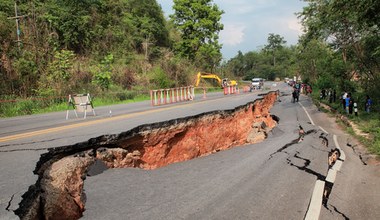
[150,86,195,106]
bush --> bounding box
[149,67,175,88]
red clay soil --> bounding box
[112,91,278,169]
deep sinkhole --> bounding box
[15,91,279,219]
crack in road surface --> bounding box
[325,203,350,220]
[267,128,317,161]
[5,194,15,212]
[319,133,329,147]
[348,143,367,165]
[287,152,325,181]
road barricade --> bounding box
[223,86,238,95]
[150,86,194,106]
[66,93,96,119]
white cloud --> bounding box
[287,17,304,36]
[215,0,276,15]
[157,0,307,59]
[220,24,246,46]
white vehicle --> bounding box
[251,78,264,89]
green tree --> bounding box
[37,49,75,96]
[93,54,114,91]
[126,0,170,49]
[298,0,379,79]
[298,0,380,101]
[40,0,101,54]
[170,0,224,71]
[264,33,286,66]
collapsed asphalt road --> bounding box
[1,82,379,220]
[81,90,335,220]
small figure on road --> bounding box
[306,85,312,95]
[298,125,305,142]
[292,88,299,103]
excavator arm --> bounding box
[195,72,237,88]
[195,72,222,87]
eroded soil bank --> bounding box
[15,91,279,220]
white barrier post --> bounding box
[150,90,154,106]
[175,88,179,102]
[159,90,163,105]
[154,90,158,106]
[183,87,186,101]
[179,87,182,101]
[171,88,175,103]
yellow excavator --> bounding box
[194,72,237,88]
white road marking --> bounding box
[325,169,337,183]
[318,126,328,134]
[332,160,343,171]
[300,102,347,220]
[298,102,315,125]
[305,180,325,220]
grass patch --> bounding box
[314,96,380,156]
[0,92,151,118]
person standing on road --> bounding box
[306,85,312,95]
[365,95,373,113]
[292,88,297,103]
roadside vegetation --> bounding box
[312,90,380,156]
[0,1,379,154]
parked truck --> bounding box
[251,78,264,90]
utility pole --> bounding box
[141,36,153,60]
[7,2,27,48]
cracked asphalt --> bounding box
[1,82,379,219]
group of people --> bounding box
[320,88,336,103]
[341,91,373,114]
[291,83,313,103]
[291,84,374,113]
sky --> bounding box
[157,0,307,60]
